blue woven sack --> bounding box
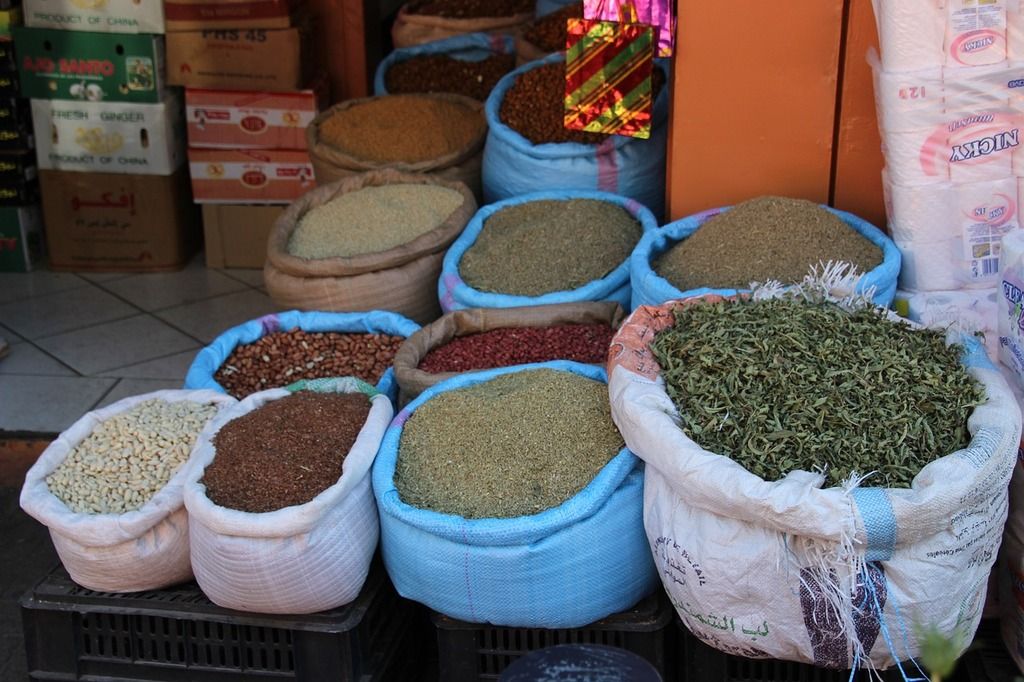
[482,53,669,220]
[535,0,578,16]
[629,205,902,310]
[374,33,516,96]
[438,189,658,313]
[184,310,420,404]
[372,360,657,627]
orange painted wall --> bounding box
[665,1,846,221]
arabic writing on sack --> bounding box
[654,536,706,587]
[927,482,1007,570]
[673,597,771,642]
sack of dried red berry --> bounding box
[183,378,392,614]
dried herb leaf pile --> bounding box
[650,297,984,488]
[654,196,883,290]
[396,369,624,518]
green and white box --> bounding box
[14,27,165,103]
[24,0,165,34]
[31,92,185,174]
[0,206,43,272]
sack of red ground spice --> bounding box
[393,301,624,402]
[184,309,420,405]
[374,33,516,101]
[184,378,392,613]
[264,170,477,323]
[482,52,669,218]
[391,0,533,49]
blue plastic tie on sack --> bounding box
[482,52,670,220]
[629,205,902,310]
[374,33,516,96]
[372,360,657,627]
[183,309,420,404]
[438,189,658,312]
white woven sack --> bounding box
[608,291,1020,671]
[184,381,392,614]
[20,389,235,592]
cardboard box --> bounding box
[189,148,313,203]
[31,92,185,175]
[24,0,165,35]
[0,98,34,150]
[166,24,311,92]
[165,0,298,31]
[0,149,38,205]
[665,1,844,220]
[0,205,43,272]
[831,0,886,230]
[41,166,200,271]
[0,36,18,73]
[185,78,325,150]
[14,27,166,103]
[203,203,282,268]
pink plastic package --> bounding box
[583,0,674,57]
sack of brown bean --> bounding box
[263,171,477,323]
[307,94,486,199]
[20,390,235,592]
[483,53,669,218]
[374,33,516,101]
[391,0,533,49]
[393,301,624,402]
[515,2,581,64]
[371,361,656,627]
[438,189,656,313]
[183,378,392,613]
[184,309,420,404]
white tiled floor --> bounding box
[0,257,279,434]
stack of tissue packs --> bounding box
[873,0,1024,355]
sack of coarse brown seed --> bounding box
[393,301,625,403]
[183,378,393,614]
[391,1,532,49]
[306,94,486,200]
[264,170,477,324]
[20,390,236,592]
[184,309,421,404]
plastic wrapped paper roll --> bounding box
[945,0,1008,67]
[895,287,1000,360]
[873,0,946,72]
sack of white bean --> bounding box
[265,170,477,324]
[20,390,235,592]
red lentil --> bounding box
[418,324,615,373]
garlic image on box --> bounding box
[75,128,124,155]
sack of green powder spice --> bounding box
[185,309,420,405]
[629,203,902,311]
[306,94,487,200]
[184,378,392,614]
[482,53,669,219]
[393,301,625,402]
[20,390,236,593]
[438,189,657,313]
[374,33,516,99]
[371,361,656,627]
[391,0,533,49]
[264,170,477,324]
[606,285,1021,670]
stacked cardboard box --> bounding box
[0,2,45,273]
[14,0,199,271]
[165,0,320,269]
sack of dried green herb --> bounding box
[265,170,477,325]
[606,274,1021,670]
[372,361,656,627]
[392,301,625,403]
[184,378,392,614]
[439,190,656,313]
[629,202,901,310]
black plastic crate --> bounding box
[958,618,1019,682]
[431,592,674,681]
[20,561,418,681]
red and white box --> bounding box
[185,80,326,150]
[188,148,314,203]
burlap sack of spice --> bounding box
[264,170,477,325]
[391,2,532,49]
[306,93,487,200]
[393,301,625,402]
[608,291,1021,670]
[20,390,236,592]
[184,379,392,614]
